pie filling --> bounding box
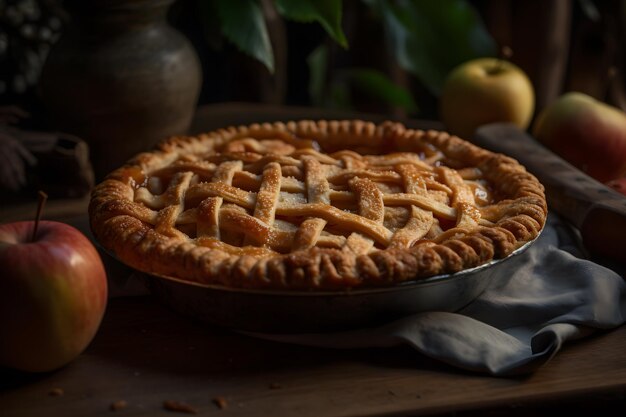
[89,120,547,290]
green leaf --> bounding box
[343,68,418,113]
[307,44,329,106]
[215,0,274,73]
[306,45,351,109]
[578,0,600,22]
[307,44,418,112]
[379,0,497,95]
[276,0,348,48]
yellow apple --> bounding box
[532,92,626,183]
[439,58,535,139]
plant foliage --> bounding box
[378,0,496,95]
[215,0,347,74]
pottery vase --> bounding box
[40,0,202,179]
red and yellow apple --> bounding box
[532,92,626,183]
[440,57,535,139]
[0,221,108,372]
[606,177,626,196]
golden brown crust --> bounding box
[89,120,547,290]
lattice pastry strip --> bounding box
[292,218,327,251]
[245,162,282,246]
[342,177,385,255]
[195,160,242,240]
[291,156,331,251]
[154,171,195,240]
[196,197,222,239]
[437,166,481,233]
[303,155,331,204]
[389,164,434,248]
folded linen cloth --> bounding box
[247,214,626,376]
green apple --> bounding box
[532,92,626,183]
[440,58,535,139]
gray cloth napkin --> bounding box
[248,214,626,376]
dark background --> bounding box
[1,0,624,127]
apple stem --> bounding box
[31,191,48,242]
[490,46,513,75]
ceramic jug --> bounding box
[40,0,202,179]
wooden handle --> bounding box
[474,123,626,265]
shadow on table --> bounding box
[86,297,467,378]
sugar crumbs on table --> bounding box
[163,400,198,414]
[110,400,128,411]
[48,388,64,396]
[212,396,228,410]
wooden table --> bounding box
[1,295,626,417]
[1,104,626,416]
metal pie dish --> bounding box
[135,230,540,334]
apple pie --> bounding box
[89,120,547,290]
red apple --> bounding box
[532,92,626,183]
[0,221,107,372]
[440,57,535,139]
[606,177,626,196]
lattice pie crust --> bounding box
[89,120,547,290]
